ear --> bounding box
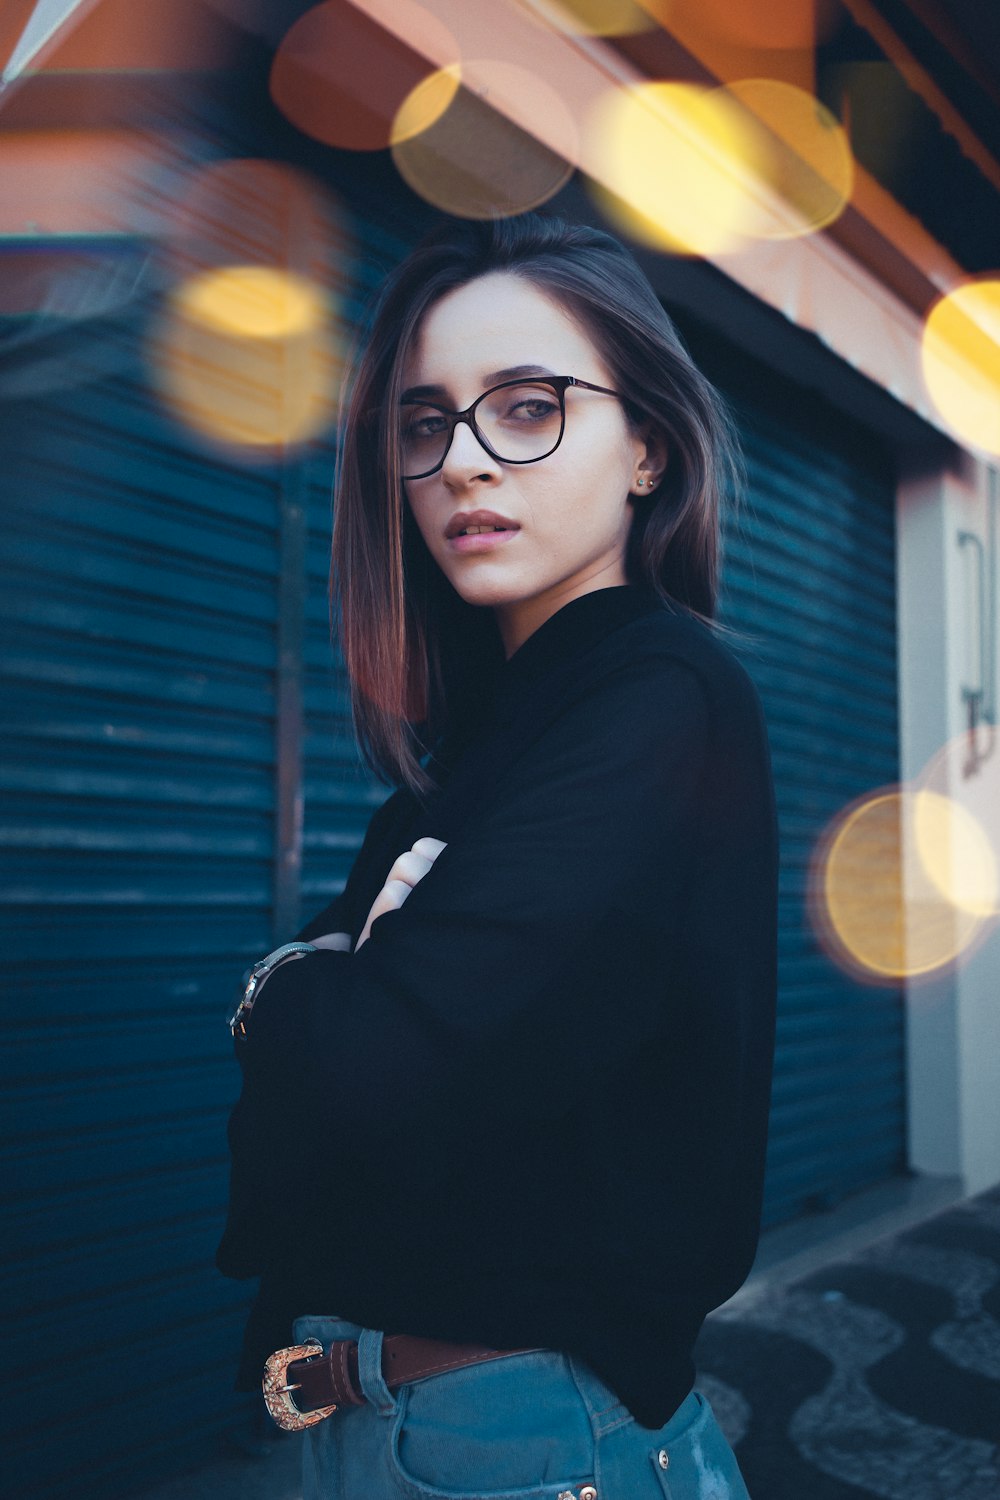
[629,423,668,494]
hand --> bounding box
[310,932,353,952]
[355,837,447,952]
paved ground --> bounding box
[695,1182,1000,1498]
[131,1173,987,1500]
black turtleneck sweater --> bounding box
[216,583,779,1430]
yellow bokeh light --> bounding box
[523,0,655,36]
[819,793,909,981]
[812,789,991,984]
[913,789,999,919]
[921,280,1000,456]
[587,79,852,254]
[150,266,339,452]
[916,730,1000,920]
[176,266,326,339]
[723,79,853,239]
[585,81,773,256]
[391,61,576,220]
[390,64,462,147]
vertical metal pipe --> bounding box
[958,529,986,728]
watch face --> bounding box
[229,997,249,1036]
[229,974,258,1036]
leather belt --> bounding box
[264,1334,546,1431]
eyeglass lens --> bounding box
[400,381,564,477]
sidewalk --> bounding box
[696,1174,1000,1498]
[132,1173,997,1500]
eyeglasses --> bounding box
[398,375,623,480]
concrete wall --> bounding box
[897,451,1000,1195]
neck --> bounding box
[494,566,630,660]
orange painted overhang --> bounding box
[345,0,988,443]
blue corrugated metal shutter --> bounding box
[1,214,411,1498]
[715,375,904,1227]
[1,348,281,1494]
[298,233,412,921]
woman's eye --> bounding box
[504,398,558,422]
[404,411,448,438]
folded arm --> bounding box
[235,657,714,1158]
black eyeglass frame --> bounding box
[398,374,623,480]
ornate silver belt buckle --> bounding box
[263,1339,338,1431]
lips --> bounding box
[448,527,520,554]
[445,509,520,539]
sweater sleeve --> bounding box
[230,656,722,1169]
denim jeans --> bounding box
[291,1315,751,1500]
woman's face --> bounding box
[400,272,660,658]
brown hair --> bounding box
[331,212,749,799]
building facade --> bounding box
[2,1,998,1494]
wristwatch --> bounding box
[228,941,317,1039]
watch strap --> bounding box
[228,941,317,1038]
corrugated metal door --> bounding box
[1,344,284,1495]
[711,360,905,1227]
[1,214,411,1498]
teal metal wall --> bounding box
[709,353,905,1227]
[0,206,411,1497]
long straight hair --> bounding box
[331,213,748,799]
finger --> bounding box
[356,879,411,953]
[384,850,434,889]
[412,837,447,861]
[381,877,414,906]
[365,880,412,929]
[310,932,353,952]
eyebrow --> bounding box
[399,364,558,403]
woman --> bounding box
[218,211,779,1500]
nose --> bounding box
[440,414,502,486]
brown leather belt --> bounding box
[263,1334,546,1430]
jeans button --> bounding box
[657,1448,670,1469]
[580,1489,598,1500]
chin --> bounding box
[446,569,532,608]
